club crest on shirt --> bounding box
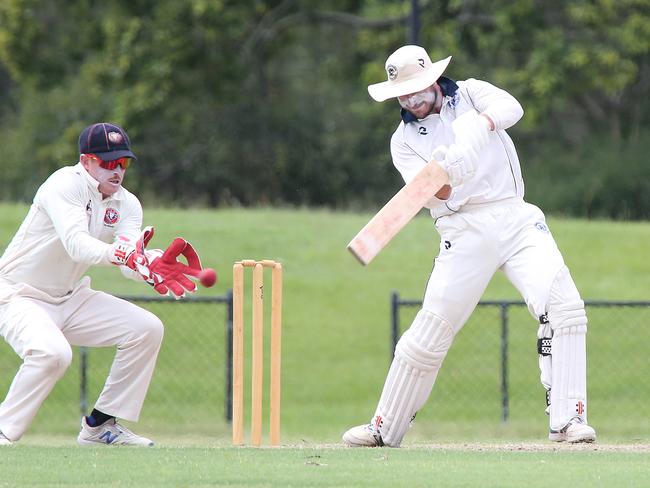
[418,126,428,135]
[104,207,120,226]
[535,222,549,233]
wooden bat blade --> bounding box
[347,160,449,266]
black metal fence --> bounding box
[390,291,650,436]
[3,291,648,439]
[119,291,233,418]
[81,292,235,420]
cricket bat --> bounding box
[347,159,449,266]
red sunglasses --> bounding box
[87,154,131,170]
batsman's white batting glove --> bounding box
[436,143,477,187]
[452,110,491,152]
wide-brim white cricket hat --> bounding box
[368,46,452,102]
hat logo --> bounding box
[418,58,425,68]
[387,64,398,81]
[108,131,123,144]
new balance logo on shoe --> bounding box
[99,431,120,444]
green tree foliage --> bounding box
[0,0,649,217]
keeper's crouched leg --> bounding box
[372,309,454,447]
[547,266,595,443]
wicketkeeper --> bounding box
[0,122,212,446]
[343,46,595,447]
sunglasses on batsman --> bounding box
[87,154,132,170]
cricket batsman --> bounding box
[343,46,596,447]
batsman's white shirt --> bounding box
[0,163,162,441]
[0,162,142,301]
[389,78,566,322]
[391,78,525,218]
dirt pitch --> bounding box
[407,442,650,452]
[293,442,650,452]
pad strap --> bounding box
[537,338,552,356]
[537,313,552,356]
[537,314,553,356]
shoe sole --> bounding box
[568,434,596,443]
[77,437,153,447]
[77,437,111,446]
[342,434,380,448]
[342,438,378,447]
[549,432,596,443]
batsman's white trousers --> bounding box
[0,278,163,441]
[399,199,585,436]
[426,199,569,326]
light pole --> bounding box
[408,0,420,45]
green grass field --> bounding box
[1,203,649,486]
[1,442,649,487]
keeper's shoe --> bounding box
[0,431,12,446]
[549,417,596,443]
[77,417,154,447]
[342,423,384,447]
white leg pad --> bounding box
[537,317,552,414]
[373,310,454,446]
[548,267,588,431]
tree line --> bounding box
[1,0,649,218]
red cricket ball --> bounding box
[198,268,217,287]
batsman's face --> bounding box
[81,154,126,198]
[398,84,440,119]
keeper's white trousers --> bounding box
[0,279,163,441]
[425,200,568,329]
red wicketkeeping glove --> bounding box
[147,238,203,298]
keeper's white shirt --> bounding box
[390,78,525,218]
[0,162,142,301]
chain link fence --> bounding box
[2,292,649,441]
[391,292,650,440]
